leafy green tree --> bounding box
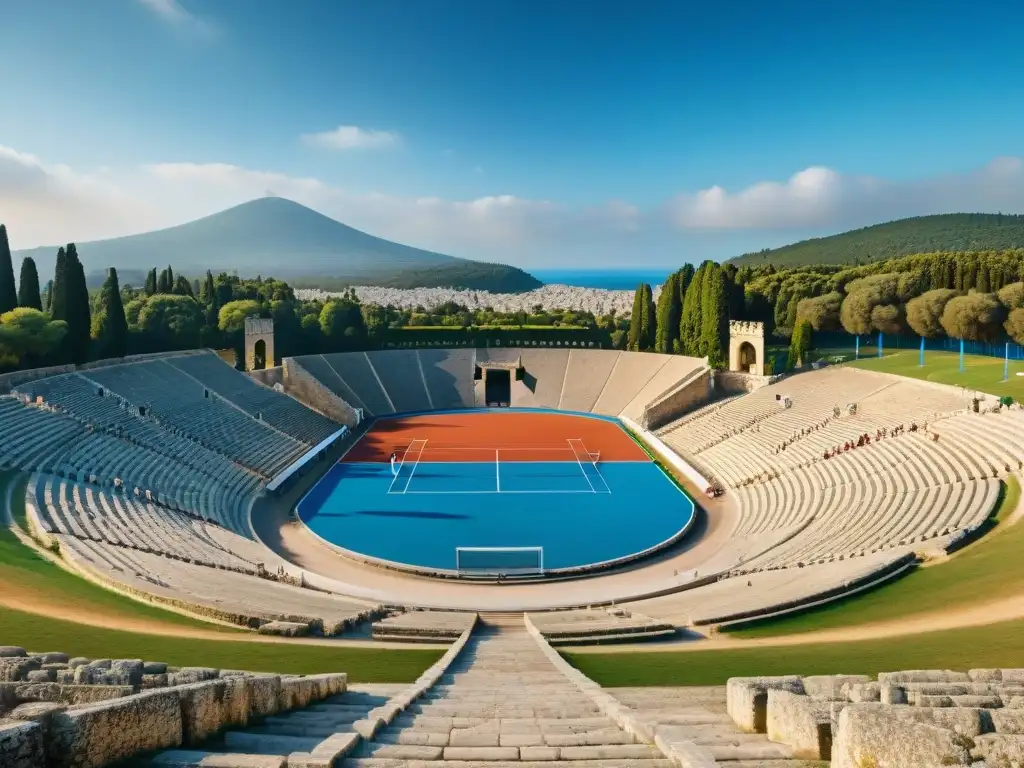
[796,292,842,330]
[0,308,68,368]
[124,298,147,327]
[138,295,204,348]
[218,300,262,333]
[17,257,42,310]
[871,303,905,335]
[940,293,1005,342]
[906,289,959,338]
[1006,309,1024,345]
[655,272,681,353]
[92,268,128,359]
[319,299,367,348]
[610,329,627,350]
[997,282,1024,311]
[173,275,194,297]
[0,225,16,313]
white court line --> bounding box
[567,438,597,493]
[495,448,500,493]
[400,439,427,495]
[403,489,597,495]
[386,441,416,494]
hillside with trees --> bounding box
[728,214,1024,268]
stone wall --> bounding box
[714,370,778,395]
[249,366,284,387]
[0,646,347,768]
[282,358,359,427]
[641,368,713,431]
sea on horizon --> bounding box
[530,268,673,290]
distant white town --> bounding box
[295,283,661,315]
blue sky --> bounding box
[2,0,1024,268]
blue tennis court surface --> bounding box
[298,454,696,572]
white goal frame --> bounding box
[455,546,544,576]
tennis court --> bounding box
[297,411,696,574]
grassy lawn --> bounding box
[565,617,1024,686]
[0,607,441,681]
[0,472,236,633]
[843,349,1024,400]
[724,476,1021,638]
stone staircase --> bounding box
[145,685,403,767]
[611,687,827,768]
[344,623,672,766]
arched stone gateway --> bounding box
[244,317,275,372]
[729,320,765,376]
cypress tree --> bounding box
[679,261,709,355]
[200,270,215,305]
[17,256,42,310]
[157,268,169,294]
[698,263,729,366]
[641,283,656,351]
[627,284,645,350]
[654,272,681,353]
[94,267,128,359]
[0,224,16,313]
[167,265,174,292]
[145,268,158,296]
[62,244,91,364]
[43,279,53,312]
[50,247,68,321]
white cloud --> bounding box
[301,126,401,151]
[670,157,1024,230]
[136,0,216,38]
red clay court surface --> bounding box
[343,411,649,464]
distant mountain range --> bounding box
[727,213,1024,268]
[13,197,542,293]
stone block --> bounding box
[68,658,89,669]
[969,668,1003,682]
[991,709,1024,734]
[0,720,45,768]
[972,733,1024,765]
[257,620,309,637]
[443,746,519,760]
[86,659,112,670]
[0,657,42,682]
[833,705,972,768]
[847,682,881,702]
[15,683,135,705]
[519,745,560,760]
[56,670,75,684]
[26,670,55,683]
[878,669,971,684]
[143,674,169,689]
[110,659,144,687]
[177,679,249,747]
[10,701,66,725]
[244,675,281,719]
[653,725,717,768]
[170,667,219,685]
[1001,669,1024,684]
[151,751,286,767]
[0,647,27,658]
[351,718,383,740]
[144,662,168,675]
[802,674,871,700]
[766,689,832,760]
[33,652,69,665]
[726,676,804,732]
[47,688,183,768]
[278,677,317,711]
[287,731,361,767]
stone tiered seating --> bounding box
[556,349,622,412]
[30,475,258,570]
[84,359,307,477]
[57,537,378,634]
[166,352,339,445]
[417,349,476,409]
[619,355,707,423]
[320,352,395,416]
[591,351,673,416]
[528,608,676,644]
[625,551,914,627]
[371,611,477,642]
[365,351,433,413]
[515,348,571,408]
[0,396,86,471]
[728,669,1024,766]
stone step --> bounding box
[244,723,352,739]
[147,751,286,768]
[222,732,322,754]
[708,742,796,761]
[352,742,665,762]
[265,712,365,726]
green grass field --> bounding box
[723,476,1020,638]
[840,349,1024,400]
[565,615,1024,686]
[0,607,440,681]
[0,471,442,680]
